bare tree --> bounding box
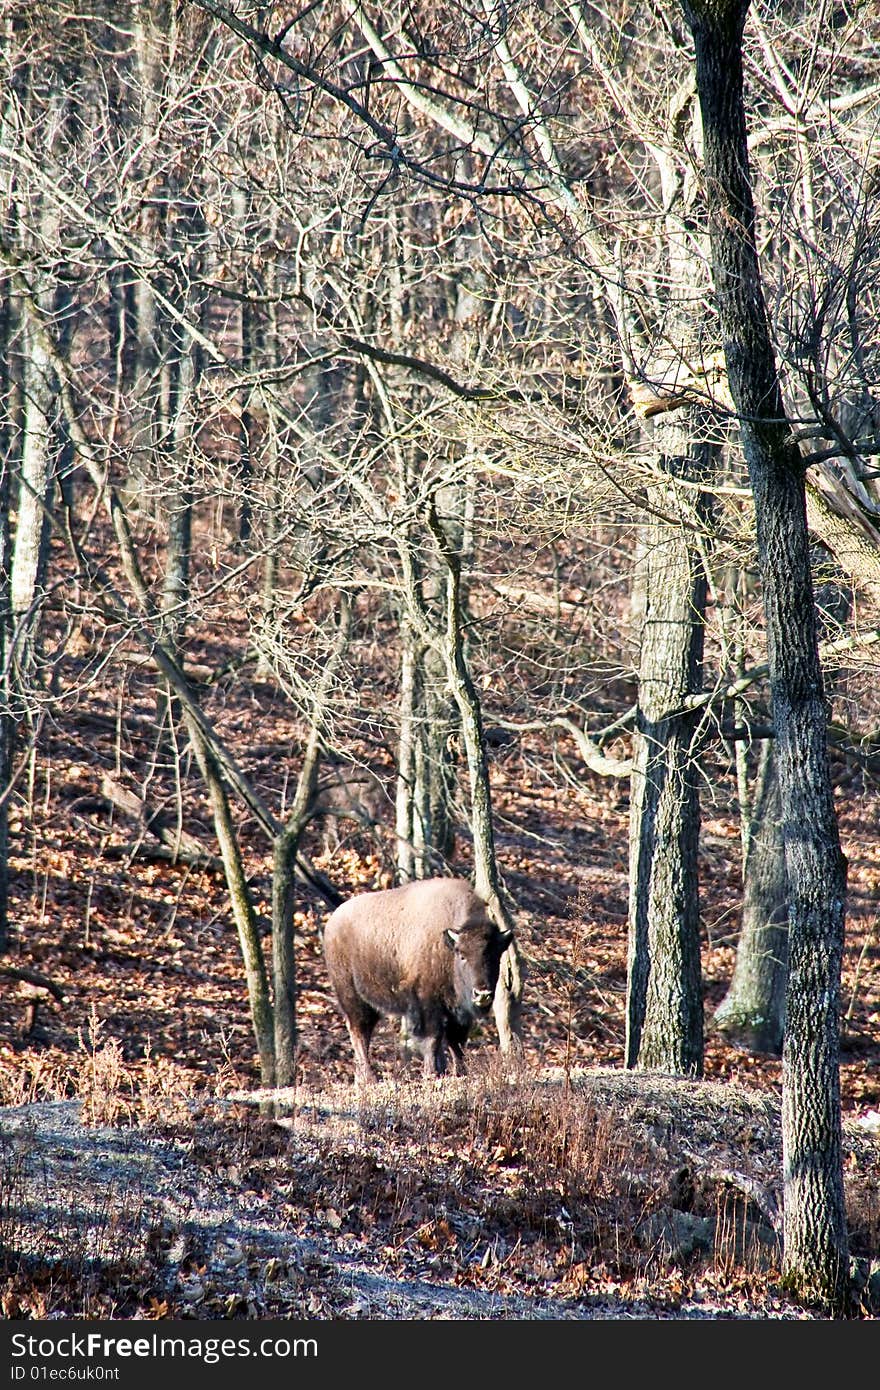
[681,0,849,1314]
[0,287,11,954]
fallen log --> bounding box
[99,774,344,907]
[0,965,66,1039]
[100,775,220,868]
[0,965,65,1003]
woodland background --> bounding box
[0,0,879,1319]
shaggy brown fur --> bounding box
[323,878,513,1084]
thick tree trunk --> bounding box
[713,742,788,1054]
[681,0,849,1312]
[626,411,712,1076]
[717,562,849,1059]
[0,285,12,952]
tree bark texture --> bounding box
[626,411,712,1077]
[419,641,458,872]
[10,312,56,679]
[186,719,276,1087]
[681,0,849,1311]
[0,285,12,952]
[395,622,418,883]
[396,627,458,882]
[713,742,788,1054]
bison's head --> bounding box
[444,920,514,1015]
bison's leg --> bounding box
[445,1018,469,1076]
[419,1031,448,1079]
[344,1001,381,1085]
[447,1037,467,1076]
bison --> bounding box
[322,877,513,1084]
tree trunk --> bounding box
[235,177,265,552]
[626,410,713,1076]
[126,2,167,502]
[156,172,205,738]
[10,310,57,680]
[681,0,849,1312]
[186,719,276,1087]
[157,318,198,739]
[160,336,197,651]
[420,468,467,876]
[271,596,351,1087]
[0,284,12,952]
[271,817,301,1088]
[250,242,283,680]
[396,625,458,882]
[395,620,418,883]
[426,500,524,1055]
[713,741,788,1054]
[716,567,849,1058]
[421,641,458,871]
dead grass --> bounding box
[222,1069,785,1296]
[74,1011,197,1129]
[3,1065,878,1317]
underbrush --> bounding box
[2,1067,878,1318]
[163,1070,804,1312]
[0,1012,231,1124]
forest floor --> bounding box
[1,591,879,1320]
[2,1068,879,1322]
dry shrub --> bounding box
[76,1017,132,1126]
[0,1050,77,1108]
[712,1188,780,1277]
[0,1022,199,1125]
[75,1013,193,1128]
[447,1070,669,1262]
[275,1068,677,1280]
